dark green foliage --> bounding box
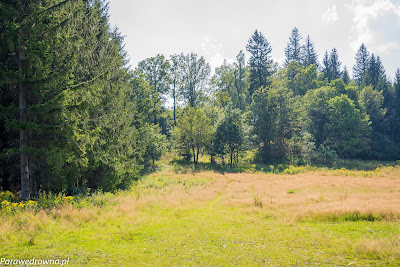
[213,107,244,167]
[303,86,338,147]
[0,0,154,196]
[301,35,319,67]
[285,27,302,64]
[329,48,342,81]
[325,95,370,158]
[392,69,400,144]
[321,49,342,82]
[342,66,351,84]
[321,51,331,81]
[246,30,274,97]
[172,107,213,164]
[252,73,300,162]
[362,54,386,90]
[353,44,370,85]
[287,62,318,95]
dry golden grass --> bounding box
[219,170,400,220]
[133,167,400,222]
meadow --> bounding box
[1,162,400,266]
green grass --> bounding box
[2,165,400,266]
[1,201,399,266]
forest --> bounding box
[1,0,400,201]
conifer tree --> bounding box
[284,27,302,64]
[342,66,351,84]
[329,48,342,81]
[322,51,331,81]
[301,35,319,67]
[0,0,150,198]
[246,30,274,97]
[363,54,386,90]
[353,44,370,85]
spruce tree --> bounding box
[363,54,386,90]
[301,35,319,67]
[246,30,274,97]
[0,0,150,197]
[342,66,351,84]
[353,44,370,85]
[322,51,331,81]
[329,48,342,81]
[0,0,84,199]
[284,27,302,64]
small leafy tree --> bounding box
[213,108,244,167]
[172,108,213,163]
[325,94,370,158]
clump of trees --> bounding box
[143,27,400,167]
[0,0,164,199]
[2,17,400,200]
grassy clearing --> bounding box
[1,165,400,266]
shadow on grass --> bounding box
[168,158,400,175]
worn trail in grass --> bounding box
[1,168,400,266]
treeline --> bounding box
[0,0,162,199]
[136,27,400,167]
[1,3,400,200]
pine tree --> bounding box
[284,27,302,64]
[329,48,342,81]
[301,35,319,67]
[353,44,370,85]
[246,30,274,97]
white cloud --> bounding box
[322,5,339,24]
[348,0,400,52]
[201,38,234,74]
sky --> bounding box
[108,0,400,80]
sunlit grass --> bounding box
[1,164,400,266]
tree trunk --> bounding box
[192,146,196,164]
[19,42,30,201]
